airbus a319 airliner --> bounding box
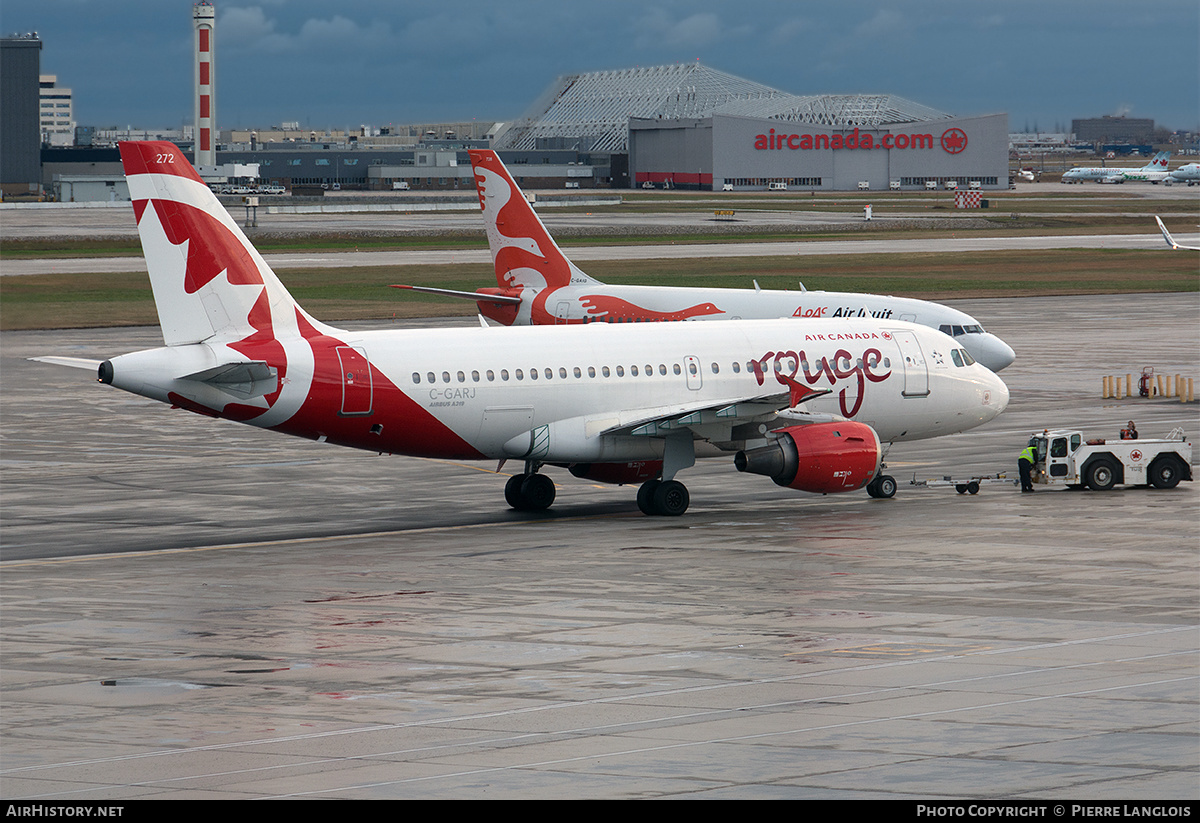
[36,142,1008,517]
[393,150,1016,372]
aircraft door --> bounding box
[889,330,929,397]
[336,346,373,416]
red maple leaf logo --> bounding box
[941,128,967,154]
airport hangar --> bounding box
[497,63,1011,192]
[628,110,1009,192]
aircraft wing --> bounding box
[1155,216,1200,251]
[600,381,834,439]
[390,284,523,305]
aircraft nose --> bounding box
[987,369,1010,418]
[966,334,1016,372]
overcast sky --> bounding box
[4,1,1197,134]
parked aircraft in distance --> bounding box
[1120,151,1173,183]
[34,143,1007,517]
[1061,151,1171,184]
[1166,163,1200,186]
[1155,216,1200,251]
[393,150,1016,372]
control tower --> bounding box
[193,2,216,169]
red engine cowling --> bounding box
[566,461,663,485]
[734,422,881,494]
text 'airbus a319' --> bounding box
[35,142,1008,517]
[392,149,1016,372]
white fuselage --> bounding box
[105,317,1009,464]
[1061,167,1124,183]
[503,284,1017,373]
[1168,163,1200,185]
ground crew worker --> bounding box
[1018,440,1037,492]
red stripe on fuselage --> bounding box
[278,313,484,459]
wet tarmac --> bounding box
[1,293,1197,799]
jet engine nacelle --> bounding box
[734,422,881,494]
[566,461,663,485]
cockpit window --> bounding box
[964,324,983,334]
[950,349,964,367]
[952,325,965,337]
[960,349,976,366]
[939,324,952,335]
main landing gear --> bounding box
[636,433,695,516]
[505,467,556,511]
[865,473,897,499]
[636,478,690,516]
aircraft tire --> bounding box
[505,474,528,509]
[519,474,556,511]
[636,480,661,515]
[652,480,689,516]
[868,475,897,499]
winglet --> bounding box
[1155,216,1199,251]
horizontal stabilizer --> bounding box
[181,360,275,385]
[29,356,103,371]
[390,284,523,305]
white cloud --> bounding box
[218,6,391,54]
[634,9,725,49]
[854,9,906,40]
